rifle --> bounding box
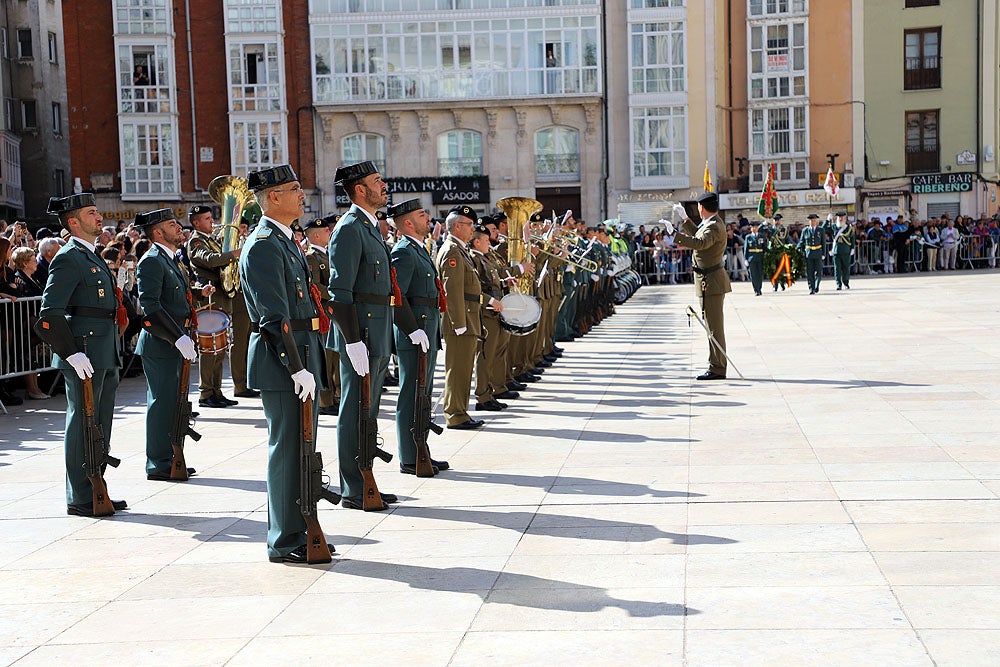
[299,346,340,562]
[411,348,442,477]
[358,333,393,511]
[169,359,201,480]
[81,376,120,516]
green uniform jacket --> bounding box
[436,235,482,338]
[391,235,442,349]
[798,225,827,259]
[744,232,767,265]
[674,215,732,296]
[135,244,193,359]
[38,239,121,368]
[831,226,855,256]
[239,217,325,390]
[326,204,393,356]
[187,230,238,297]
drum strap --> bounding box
[185,289,199,329]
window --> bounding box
[438,130,482,176]
[905,0,939,7]
[1,30,7,59]
[3,99,12,131]
[630,22,686,94]
[51,102,61,135]
[631,0,685,7]
[231,119,285,175]
[228,42,282,112]
[631,106,687,180]
[535,126,580,181]
[225,0,280,34]
[750,105,806,157]
[904,28,940,90]
[905,110,939,174]
[749,22,806,100]
[53,169,66,197]
[121,122,177,195]
[748,0,806,15]
[16,29,31,59]
[114,0,170,34]
[47,31,57,63]
[21,100,37,130]
[749,159,807,187]
[118,44,172,113]
[342,133,386,175]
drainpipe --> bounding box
[184,0,200,192]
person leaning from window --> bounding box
[133,65,150,86]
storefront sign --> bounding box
[719,187,856,210]
[911,173,973,194]
[335,176,490,207]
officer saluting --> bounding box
[134,208,206,480]
[238,164,331,563]
[35,194,128,516]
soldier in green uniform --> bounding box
[327,161,402,510]
[436,205,484,429]
[35,194,128,516]
[134,208,206,480]
[829,212,854,290]
[470,220,509,411]
[388,198,449,473]
[303,214,341,416]
[743,219,767,296]
[239,165,332,562]
[185,204,241,408]
[669,192,731,380]
[798,213,826,294]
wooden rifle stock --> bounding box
[300,392,333,563]
[412,349,438,477]
[358,370,386,511]
[170,359,201,480]
[81,377,116,516]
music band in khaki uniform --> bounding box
[39,159,650,562]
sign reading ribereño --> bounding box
[911,173,974,194]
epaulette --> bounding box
[255,226,273,239]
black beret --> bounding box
[528,212,543,223]
[477,214,495,226]
[696,191,719,205]
[334,160,378,185]
[374,210,387,221]
[449,204,477,220]
[322,213,341,227]
[291,221,304,233]
[301,218,327,231]
[135,208,176,230]
[387,198,423,218]
[247,164,298,191]
[35,227,52,239]
[807,213,820,219]
[188,204,213,217]
[47,193,96,215]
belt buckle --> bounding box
[390,296,396,307]
[310,318,319,331]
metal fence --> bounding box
[1,296,54,414]
[634,246,696,285]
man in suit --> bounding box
[436,205,484,429]
[669,192,732,380]
[388,198,449,474]
[239,164,333,563]
[326,161,405,510]
[134,208,206,480]
[34,194,128,516]
[798,213,826,294]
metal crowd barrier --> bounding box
[633,246,695,285]
[1,296,54,414]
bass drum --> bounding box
[195,308,231,355]
[498,292,542,336]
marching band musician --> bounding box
[35,194,128,516]
[302,214,342,416]
[239,164,332,562]
[436,204,484,429]
[186,205,242,409]
[326,160,405,510]
[470,217,509,412]
[134,208,206,481]
[387,198,449,474]
[485,214,527,396]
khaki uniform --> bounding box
[186,230,237,400]
[436,234,481,426]
[471,248,508,403]
[304,244,341,408]
[673,214,732,375]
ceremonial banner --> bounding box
[757,164,779,218]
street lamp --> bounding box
[826,153,840,173]
[734,156,747,176]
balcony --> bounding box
[535,153,580,182]
[438,158,482,177]
[904,58,940,90]
[906,146,939,174]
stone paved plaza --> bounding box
[0,271,998,666]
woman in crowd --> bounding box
[8,247,48,399]
[923,223,940,271]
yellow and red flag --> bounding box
[703,161,713,192]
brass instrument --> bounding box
[208,175,253,296]
[496,196,543,293]
[530,232,599,273]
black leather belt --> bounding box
[355,292,391,306]
[66,306,115,319]
[464,292,481,303]
[408,296,438,308]
[691,264,724,276]
[251,318,319,333]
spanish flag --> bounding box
[757,164,779,219]
[703,161,713,192]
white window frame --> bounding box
[750,104,808,158]
[120,120,180,198]
[225,0,281,34]
[230,116,288,176]
[227,40,284,113]
[748,21,807,101]
[47,31,58,63]
[16,28,32,60]
[535,126,581,181]
[629,105,688,189]
[116,40,176,114]
[748,0,807,17]
[628,21,686,95]
[51,101,61,136]
[113,0,171,35]
[20,100,37,130]
[749,159,808,188]
[437,130,483,177]
[342,133,386,174]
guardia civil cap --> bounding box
[135,208,176,230]
[387,198,423,218]
[835,211,847,217]
[334,160,378,185]
[807,213,820,220]
[449,204,477,220]
[247,164,298,192]
[47,193,96,215]
[477,214,495,226]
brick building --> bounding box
[62,0,316,225]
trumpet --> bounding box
[532,235,599,273]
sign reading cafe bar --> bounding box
[334,176,490,208]
[911,173,974,194]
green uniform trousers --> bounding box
[806,256,823,292]
[833,253,851,288]
[62,368,119,505]
[142,354,182,475]
[337,354,389,500]
[395,345,438,465]
[747,260,763,294]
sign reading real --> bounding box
[335,176,490,207]
[912,173,973,194]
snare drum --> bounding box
[196,308,231,355]
[498,292,542,336]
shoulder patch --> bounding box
[256,226,273,239]
[448,257,457,268]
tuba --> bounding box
[497,196,543,294]
[208,175,253,296]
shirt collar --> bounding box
[71,237,97,253]
[154,242,176,257]
[262,215,294,240]
[309,243,327,254]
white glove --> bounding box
[174,335,198,361]
[65,352,94,380]
[590,274,600,282]
[672,203,686,221]
[850,249,855,256]
[290,368,316,402]
[408,329,430,352]
[664,220,675,236]
[826,213,833,221]
[605,269,614,276]
[345,341,369,376]
[454,326,467,336]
